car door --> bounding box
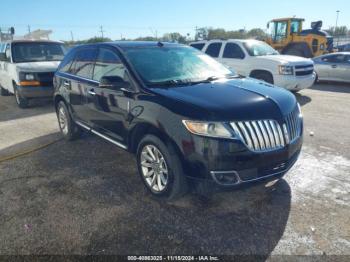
[320,54,346,81]
[337,55,350,82]
[314,56,330,80]
[87,46,134,144]
[67,47,99,122]
[218,42,247,75]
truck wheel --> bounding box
[137,135,188,201]
[56,101,82,141]
[14,85,29,108]
[251,72,274,84]
[0,86,10,96]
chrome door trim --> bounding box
[75,120,128,150]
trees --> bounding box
[326,26,348,36]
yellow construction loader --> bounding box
[265,18,333,58]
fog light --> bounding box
[211,171,240,185]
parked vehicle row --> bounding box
[190,39,316,92]
[0,38,347,200]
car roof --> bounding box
[9,40,63,44]
[315,52,350,58]
[74,41,184,50]
[190,39,261,44]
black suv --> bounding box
[54,42,303,200]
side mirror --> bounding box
[0,53,6,61]
[99,76,131,91]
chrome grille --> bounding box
[230,120,285,152]
[230,106,302,152]
[294,64,314,76]
[284,106,302,143]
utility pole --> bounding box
[335,10,340,46]
[99,25,105,39]
[70,31,74,42]
[27,25,31,34]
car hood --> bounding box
[16,61,61,73]
[151,78,297,121]
[257,55,313,65]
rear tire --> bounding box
[251,72,274,84]
[137,135,188,200]
[56,101,81,141]
[14,85,29,108]
[0,86,10,96]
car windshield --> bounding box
[124,45,237,86]
[243,41,279,56]
[12,42,66,63]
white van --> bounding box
[190,39,316,92]
[0,40,66,108]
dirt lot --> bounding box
[0,83,349,257]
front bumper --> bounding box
[274,73,316,91]
[181,133,302,188]
[17,85,54,98]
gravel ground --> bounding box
[0,83,349,258]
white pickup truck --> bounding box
[190,39,316,92]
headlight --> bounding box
[25,74,35,81]
[279,65,294,75]
[182,120,233,138]
[19,72,36,81]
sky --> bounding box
[0,0,349,41]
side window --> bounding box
[93,48,129,82]
[190,43,205,51]
[322,55,345,63]
[205,43,222,58]
[345,56,350,64]
[223,43,245,59]
[58,50,76,73]
[70,48,97,79]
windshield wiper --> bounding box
[147,79,189,87]
[188,76,220,85]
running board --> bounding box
[75,121,128,150]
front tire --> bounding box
[251,72,274,84]
[0,86,10,96]
[14,85,29,108]
[137,135,188,200]
[56,101,81,141]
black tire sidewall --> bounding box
[136,135,185,199]
[255,73,273,84]
[14,85,29,108]
[56,101,78,140]
[0,86,9,96]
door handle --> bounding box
[63,80,71,88]
[88,89,96,96]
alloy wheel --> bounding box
[58,105,69,135]
[140,145,169,192]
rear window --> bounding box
[12,42,66,63]
[205,43,222,58]
[190,43,205,51]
